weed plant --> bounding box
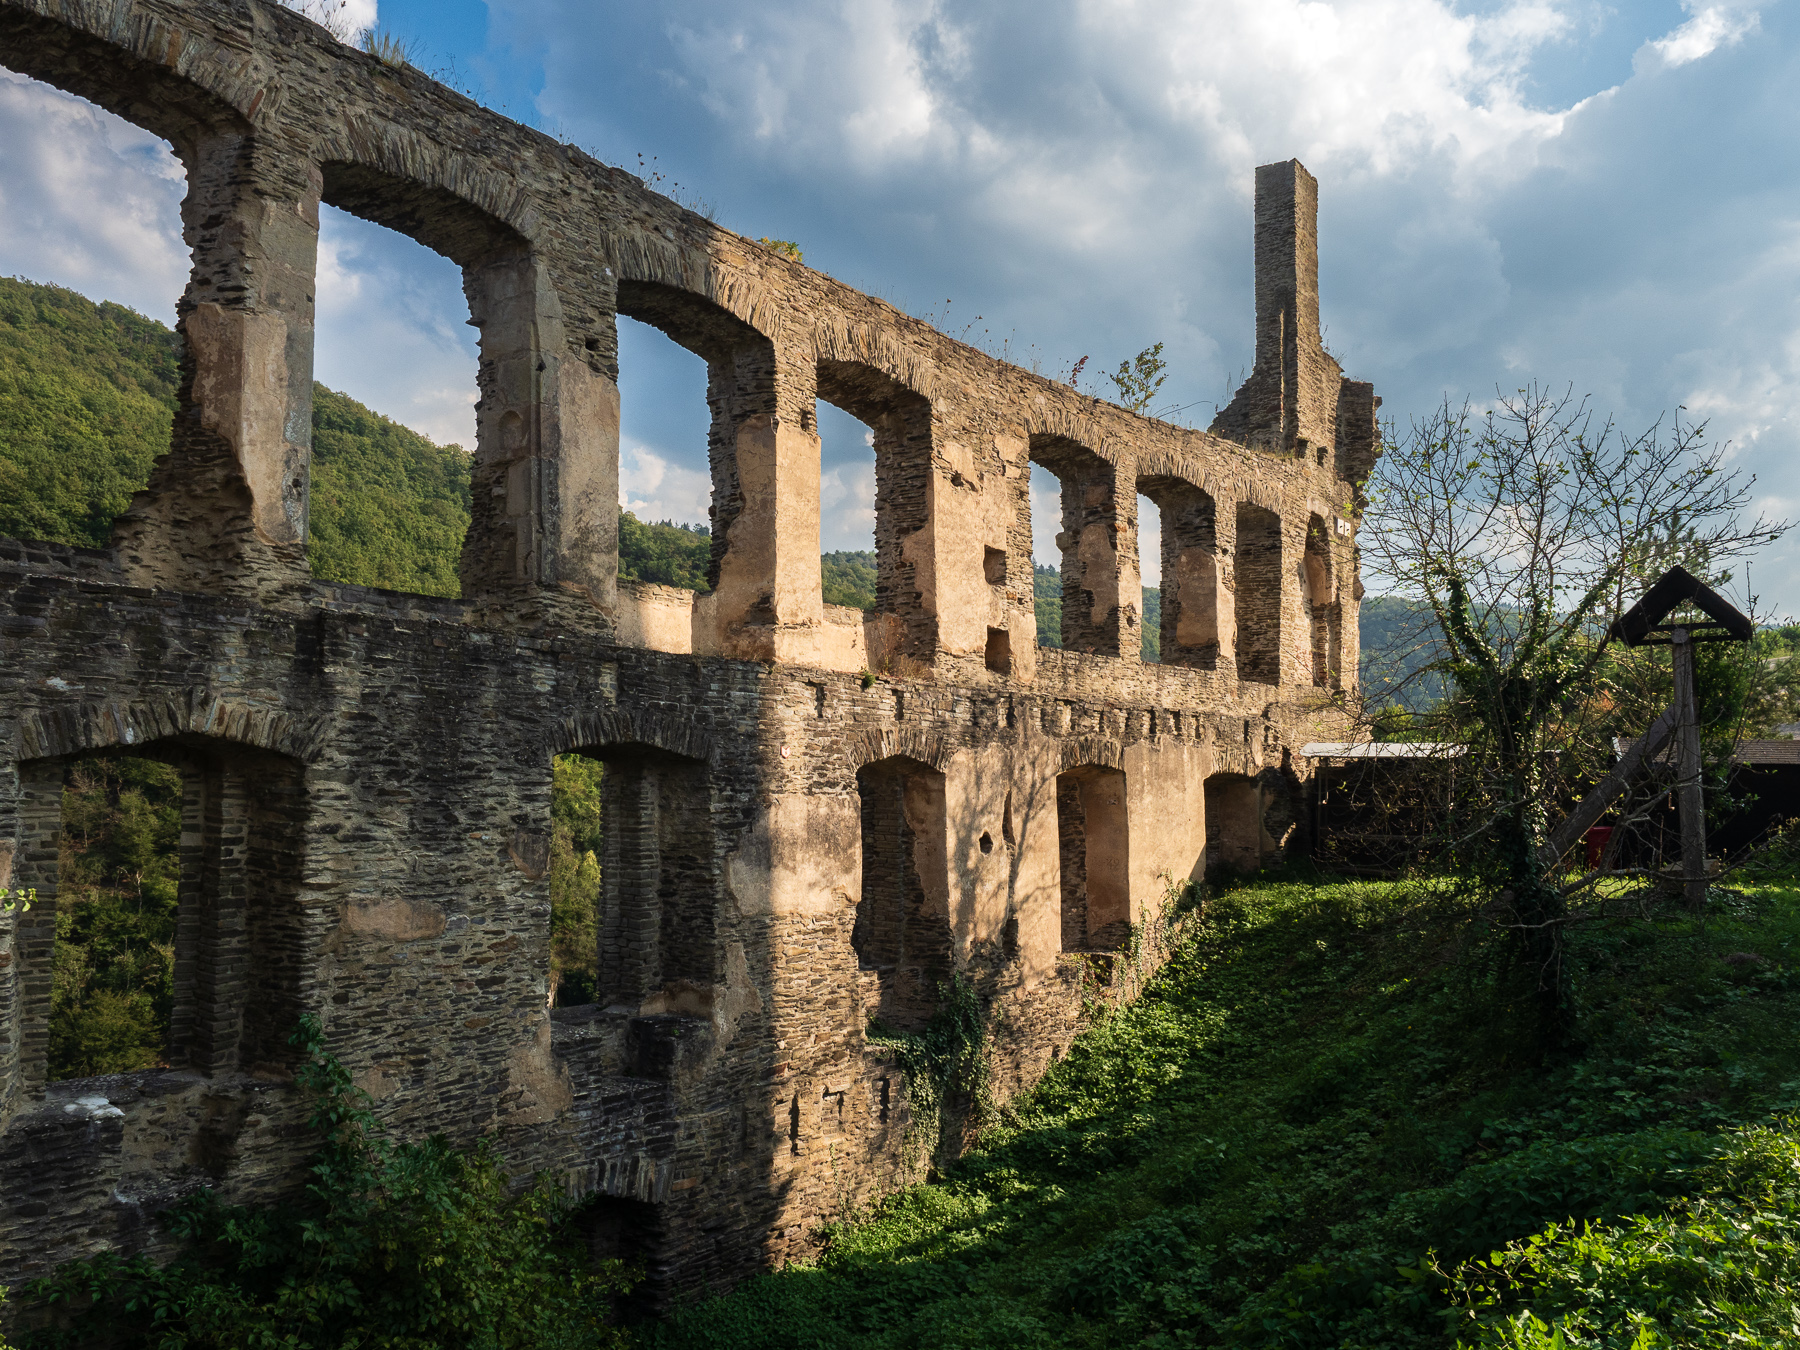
[649,867,1800,1349]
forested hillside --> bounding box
[0,276,180,546]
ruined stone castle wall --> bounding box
[0,0,1378,1304]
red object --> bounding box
[1585,825,1615,869]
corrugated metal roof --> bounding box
[1301,742,1466,759]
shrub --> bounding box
[19,1017,632,1349]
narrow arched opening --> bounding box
[855,755,950,1031]
[1204,772,1262,876]
[1057,764,1129,951]
[1139,476,1221,670]
[10,738,307,1093]
[551,742,715,1015]
[1029,435,1131,657]
[818,361,934,665]
[1235,503,1283,684]
[1304,515,1337,688]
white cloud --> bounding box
[820,459,876,553]
[276,0,379,43]
[0,70,187,323]
[620,443,713,527]
[1642,3,1760,70]
[313,206,478,448]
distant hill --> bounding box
[0,276,180,546]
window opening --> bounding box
[1028,435,1125,656]
[817,362,934,661]
[820,400,878,613]
[15,741,305,1091]
[308,203,478,598]
[1137,493,1161,663]
[1056,765,1129,951]
[615,282,770,626]
[548,753,604,1007]
[554,744,713,1015]
[1030,463,1065,649]
[0,73,186,552]
[1139,477,1221,670]
[616,314,712,589]
[854,756,951,1031]
[1205,773,1262,876]
[1235,503,1283,684]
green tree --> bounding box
[1365,385,1785,1035]
[1108,343,1167,414]
[549,754,604,1006]
[50,755,183,1079]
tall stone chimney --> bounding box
[1211,159,1345,462]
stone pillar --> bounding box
[697,344,822,662]
[461,254,620,609]
[1209,159,1343,459]
[112,134,320,592]
[169,764,250,1075]
[600,760,661,1011]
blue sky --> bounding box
[1,0,1796,604]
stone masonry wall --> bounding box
[0,0,1379,1308]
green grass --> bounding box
[650,871,1800,1349]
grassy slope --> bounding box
[652,870,1800,1349]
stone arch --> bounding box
[1138,472,1222,670]
[1234,502,1284,685]
[548,708,713,766]
[15,692,330,765]
[811,321,944,406]
[0,8,254,153]
[846,728,953,775]
[815,359,937,660]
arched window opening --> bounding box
[1136,493,1162,663]
[1029,435,1128,657]
[1029,464,1065,649]
[1138,477,1221,670]
[1304,515,1337,688]
[1205,773,1262,876]
[854,756,950,1031]
[615,315,712,590]
[1235,504,1283,684]
[0,69,188,553]
[1057,765,1129,952]
[554,744,714,1016]
[817,362,934,663]
[307,201,478,598]
[819,401,878,613]
[619,282,766,594]
[9,741,306,1093]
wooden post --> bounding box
[1671,627,1708,907]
